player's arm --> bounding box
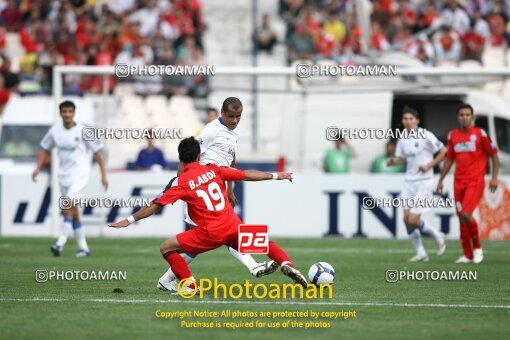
[244,170,293,182]
[94,151,109,190]
[108,201,163,228]
[436,158,454,196]
[226,156,236,206]
[109,180,185,228]
[32,149,51,182]
[489,153,500,192]
[218,166,293,182]
[419,147,446,172]
[33,129,54,182]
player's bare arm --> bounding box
[436,158,454,195]
[419,147,446,172]
[32,149,51,182]
[108,201,162,228]
[489,153,500,193]
[227,156,236,206]
[94,151,109,190]
[243,170,293,182]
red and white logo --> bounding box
[238,224,269,254]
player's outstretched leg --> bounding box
[227,247,278,277]
[51,216,72,256]
[162,250,197,294]
[157,253,195,291]
[419,219,446,256]
[267,241,307,287]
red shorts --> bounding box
[176,224,240,256]
[453,177,485,215]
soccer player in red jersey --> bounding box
[109,137,308,287]
[436,104,500,264]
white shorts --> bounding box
[400,178,434,215]
[60,180,87,200]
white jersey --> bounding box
[395,128,444,181]
[40,123,103,186]
[197,118,239,167]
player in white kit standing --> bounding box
[32,101,108,257]
[387,107,447,261]
[157,97,277,291]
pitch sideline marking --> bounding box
[1,297,509,309]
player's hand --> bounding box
[32,169,39,182]
[227,190,237,207]
[489,178,498,193]
[419,163,431,172]
[277,172,293,182]
[108,219,130,228]
[436,181,444,196]
[101,176,109,190]
[386,158,394,166]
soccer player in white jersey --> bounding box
[32,101,108,257]
[157,97,277,291]
[387,107,447,262]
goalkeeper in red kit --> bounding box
[109,137,308,289]
[436,104,500,264]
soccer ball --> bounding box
[308,262,335,286]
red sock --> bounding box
[460,223,473,259]
[468,219,481,249]
[163,251,192,280]
[268,241,293,267]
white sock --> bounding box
[73,221,89,252]
[419,219,442,241]
[56,217,72,248]
[161,253,195,282]
[408,228,426,257]
[228,247,259,271]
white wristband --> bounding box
[127,216,135,224]
[271,173,278,180]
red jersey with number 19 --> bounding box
[446,126,498,182]
[154,163,245,235]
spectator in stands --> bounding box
[287,23,314,62]
[323,138,355,174]
[1,0,21,32]
[130,0,160,38]
[0,74,10,114]
[440,0,470,35]
[408,34,435,66]
[205,107,218,124]
[462,22,485,63]
[0,56,19,91]
[162,59,193,98]
[487,1,507,46]
[323,11,346,44]
[473,9,491,40]
[314,23,337,61]
[371,22,390,51]
[371,140,405,173]
[433,25,462,62]
[253,14,278,54]
[135,131,168,171]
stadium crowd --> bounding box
[0,0,207,107]
[277,0,510,65]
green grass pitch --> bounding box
[0,237,509,339]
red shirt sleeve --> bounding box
[445,131,455,160]
[153,185,187,206]
[218,166,245,181]
[480,129,498,156]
